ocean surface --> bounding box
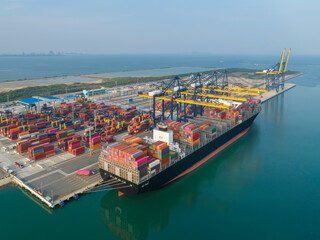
[0,54,312,82]
[0,54,320,240]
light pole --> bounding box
[94,110,96,132]
[72,105,74,124]
[37,96,40,113]
[89,126,92,155]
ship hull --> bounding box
[100,113,259,195]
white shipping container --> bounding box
[139,175,148,183]
[103,162,109,171]
[31,141,40,145]
[173,86,185,92]
[17,139,28,143]
[148,90,161,97]
[149,159,161,168]
[115,167,120,176]
[127,172,133,182]
[190,83,200,88]
[19,134,30,139]
[30,132,39,137]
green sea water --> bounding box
[1,58,320,240]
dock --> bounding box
[0,168,11,188]
[259,83,296,103]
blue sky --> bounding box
[0,0,318,54]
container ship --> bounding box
[99,75,263,195]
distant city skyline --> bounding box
[0,0,319,55]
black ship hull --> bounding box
[100,113,259,195]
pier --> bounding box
[0,169,11,188]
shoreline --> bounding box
[0,66,216,83]
[0,69,303,103]
[0,67,301,94]
[0,66,217,93]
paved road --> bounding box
[19,152,101,200]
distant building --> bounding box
[83,87,110,97]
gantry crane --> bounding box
[256,48,291,92]
[138,67,268,126]
[200,69,267,94]
[138,75,232,126]
[205,70,229,92]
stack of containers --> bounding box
[88,102,97,109]
[104,142,146,169]
[44,144,56,158]
[104,125,117,135]
[35,121,49,131]
[16,137,45,153]
[58,135,82,150]
[122,135,143,144]
[1,124,16,136]
[84,128,98,142]
[150,141,170,167]
[182,124,200,149]
[169,151,178,163]
[25,114,37,124]
[8,127,22,140]
[8,125,38,140]
[73,120,84,130]
[91,135,101,150]
[148,159,161,175]
[66,129,75,137]
[28,145,46,161]
[71,146,85,156]
[56,130,67,140]
[64,121,74,130]
[163,120,200,149]
[132,157,148,180]
[28,143,55,161]
[199,122,217,139]
[18,131,30,140]
[46,127,58,134]
[163,120,184,139]
[68,140,81,153]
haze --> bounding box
[0,0,318,55]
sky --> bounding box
[0,0,318,55]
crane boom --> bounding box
[283,48,291,72]
[165,89,248,101]
[278,48,286,74]
[223,86,268,93]
[186,87,261,96]
[138,94,230,109]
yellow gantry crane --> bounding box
[138,68,269,126]
[256,48,291,91]
[219,86,268,93]
[138,94,231,109]
[165,89,248,101]
[186,86,261,96]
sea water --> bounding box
[0,55,319,240]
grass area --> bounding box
[0,76,175,103]
[0,68,301,103]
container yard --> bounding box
[0,93,156,207]
[0,52,298,207]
